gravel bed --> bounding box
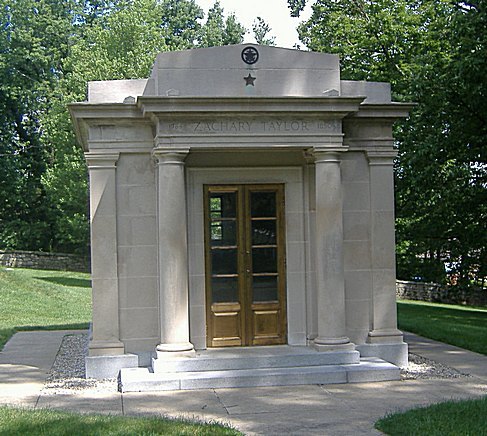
[43,333,118,395]
[401,353,470,380]
[42,333,470,394]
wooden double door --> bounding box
[204,184,287,347]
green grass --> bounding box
[397,299,487,355]
[0,267,92,350]
[375,396,487,435]
[0,406,242,435]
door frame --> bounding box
[204,184,287,347]
[186,167,308,350]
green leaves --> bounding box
[0,0,75,251]
[199,1,245,47]
[298,0,486,288]
[252,17,276,46]
[0,0,246,254]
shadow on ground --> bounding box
[34,277,91,288]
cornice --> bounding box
[68,103,141,119]
[137,96,366,117]
[345,102,417,120]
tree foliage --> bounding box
[199,0,245,47]
[293,0,487,288]
[0,0,75,251]
[0,0,246,254]
[252,17,276,46]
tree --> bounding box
[252,17,276,46]
[40,0,206,254]
[0,0,75,251]
[290,0,487,288]
[38,0,246,253]
[395,1,487,287]
[199,1,246,47]
[0,0,248,254]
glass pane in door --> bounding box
[211,276,238,303]
[209,190,239,303]
[210,192,236,218]
[252,275,278,301]
[252,247,277,273]
[251,220,276,245]
[250,191,276,217]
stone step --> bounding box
[120,358,400,392]
[152,347,360,373]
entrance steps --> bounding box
[119,346,400,392]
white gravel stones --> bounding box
[43,333,118,395]
[42,333,470,395]
[401,353,470,380]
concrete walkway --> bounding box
[1,331,486,435]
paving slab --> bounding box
[36,392,123,415]
[0,330,86,408]
[0,364,44,407]
[404,332,487,381]
[214,384,336,415]
[1,329,487,435]
[122,389,225,418]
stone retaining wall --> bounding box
[2,251,485,305]
[396,279,487,306]
[0,250,90,273]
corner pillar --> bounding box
[85,152,124,356]
[367,152,403,344]
[312,149,354,352]
[153,148,195,357]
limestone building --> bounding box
[70,45,413,390]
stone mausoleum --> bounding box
[70,45,413,391]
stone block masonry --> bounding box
[0,250,90,273]
[396,279,487,306]
[70,44,413,382]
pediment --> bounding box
[146,44,340,98]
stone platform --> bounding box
[120,346,399,392]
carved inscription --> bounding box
[261,120,309,132]
[193,121,252,133]
[164,119,339,135]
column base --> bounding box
[313,336,355,352]
[367,329,404,344]
[156,342,195,359]
[153,343,196,372]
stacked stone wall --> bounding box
[0,250,90,273]
[396,279,487,307]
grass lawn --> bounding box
[397,299,487,355]
[0,267,92,350]
[0,406,242,435]
[375,396,487,436]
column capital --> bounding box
[152,147,190,165]
[84,152,120,169]
[308,146,349,163]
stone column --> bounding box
[367,152,403,344]
[85,152,124,356]
[153,148,195,356]
[313,149,354,351]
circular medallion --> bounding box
[241,46,259,65]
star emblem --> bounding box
[241,46,259,65]
[244,73,256,86]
